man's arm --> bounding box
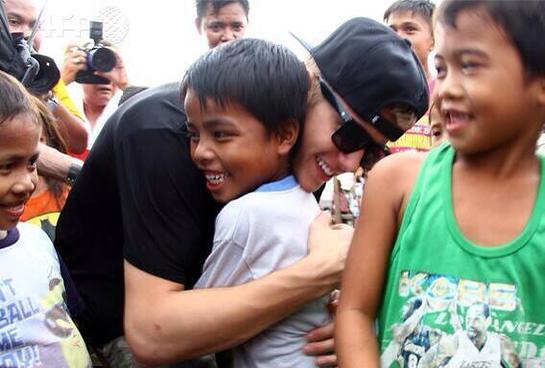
[124,212,352,366]
[37,143,82,183]
[50,100,89,154]
[51,79,89,154]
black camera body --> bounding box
[8,32,60,95]
[75,21,116,84]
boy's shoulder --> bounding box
[366,149,431,217]
[221,184,310,214]
[217,184,316,228]
[377,142,455,180]
[373,149,428,185]
[16,222,58,256]
[18,221,53,239]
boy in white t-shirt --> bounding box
[184,38,328,368]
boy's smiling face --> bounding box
[185,90,294,203]
[0,115,40,231]
[434,8,545,154]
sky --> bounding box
[38,0,415,87]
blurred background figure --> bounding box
[4,0,89,156]
[195,0,249,49]
[61,27,130,151]
[384,0,435,81]
[4,0,43,49]
[429,102,446,147]
[64,42,129,150]
[384,0,435,154]
[20,97,70,240]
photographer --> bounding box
[4,0,89,155]
[62,40,130,150]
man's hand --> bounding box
[305,321,337,367]
[302,213,353,367]
[307,212,354,288]
[304,291,340,367]
[61,44,87,85]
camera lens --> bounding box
[88,47,116,72]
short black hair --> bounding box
[384,0,435,29]
[196,0,250,21]
[437,0,545,79]
[181,38,309,139]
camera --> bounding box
[0,0,60,95]
[10,33,60,95]
[75,21,117,84]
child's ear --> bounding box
[276,119,300,155]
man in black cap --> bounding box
[293,16,427,147]
[55,16,427,367]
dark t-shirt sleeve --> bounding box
[117,121,216,287]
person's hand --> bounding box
[307,211,354,286]
[304,290,341,367]
[61,43,87,85]
[304,321,337,367]
[95,48,130,91]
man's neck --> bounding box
[83,102,106,127]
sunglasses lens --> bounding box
[332,122,372,153]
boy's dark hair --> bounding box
[384,0,435,29]
[196,0,250,20]
[0,71,39,127]
[181,38,309,139]
[437,0,545,79]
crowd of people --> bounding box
[0,0,544,367]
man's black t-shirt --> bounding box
[55,83,221,345]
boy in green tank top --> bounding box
[336,1,545,367]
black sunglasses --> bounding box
[319,78,390,171]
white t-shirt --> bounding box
[69,84,122,149]
[196,176,330,368]
[0,222,91,368]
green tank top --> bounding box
[377,143,545,367]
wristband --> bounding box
[66,163,82,186]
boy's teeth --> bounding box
[316,156,334,176]
[205,173,226,184]
[7,204,23,211]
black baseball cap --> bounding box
[291,17,429,141]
